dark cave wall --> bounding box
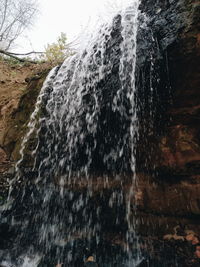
[136,0,200,237]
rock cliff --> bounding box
[0,0,199,265]
[135,0,200,264]
[136,0,200,226]
[0,61,50,198]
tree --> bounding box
[0,0,38,51]
[42,32,75,65]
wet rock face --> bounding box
[2,71,49,162]
[138,0,200,168]
[0,70,50,201]
[0,1,199,265]
[163,0,200,175]
[135,0,200,244]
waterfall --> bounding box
[1,2,141,266]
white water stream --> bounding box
[1,2,141,266]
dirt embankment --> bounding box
[0,60,51,173]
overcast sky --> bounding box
[15,0,133,52]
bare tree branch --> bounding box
[0,0,8,33]
[0,49,39,64]
[7,51,45,56]
[0,0,38,51]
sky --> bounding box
[15,0,134,53]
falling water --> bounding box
[1,1,141,266]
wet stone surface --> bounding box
[0,0,200,266]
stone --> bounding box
[135,0,200,234]
[195,246,200,259]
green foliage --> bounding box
[0,54,20,65]
[42,33,74,65]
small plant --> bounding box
[0,54,26,66]
[11,71,17,77]
[42,33,74,65]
